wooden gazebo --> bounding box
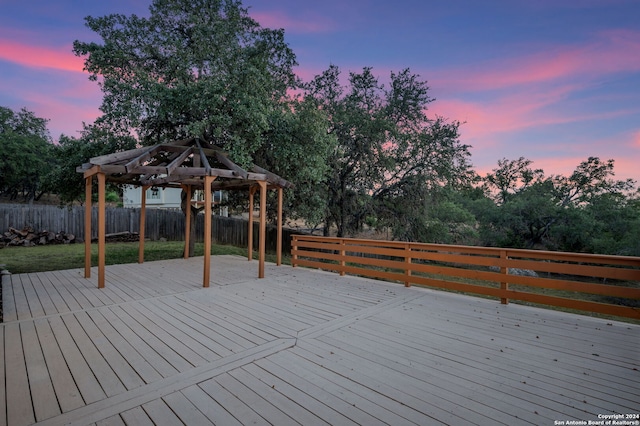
[76,138,293,289]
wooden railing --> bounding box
[291,235,640,320]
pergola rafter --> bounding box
[77,137,293,289]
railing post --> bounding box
[404,243,412,287]
[339,239,346,276]
[500,250,509,304]
[292,235,298,267]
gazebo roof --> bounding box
[76,137,293,191]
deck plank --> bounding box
[60,313,127,398]
[119,407,154,426]
[4,323,36,426]
[2,257,638,426]
[2,275,17,322]
[19,274,46,319]
[95,414,126,426]
[155,295,268,348]
[74,310,146,391]
[254,357,378,426]
[47,315,107,404]
[98,307,180,379]
[27,273,58,316]
[290,344,453,425]
[272,349,420,426]
[353,312,639,412]
[144,298,248,356]
[33,272,71,314]
[33,318,85,413]
[162,390,215,426]
[85,309,164,385]
[11,274,32,321]
[0,327,5,426]
[178,292,296,338]
[38,270,83,312]
[229,366,329,425]
[21,320,61,421]
[198,377,268,425]
[303,333,542,424]
[140,398,183,426]
[107,305,193,373]
[127,301,218,363]
[114,303,207,368]
[211,372,299,425]
[180,385,243,426]
[241,362,350,425]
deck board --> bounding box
[4,323,35,426]
[0,328,4,426]
[47,316,107,405]
[32,318,85,413]
[179,385,242,425]
[21,320,61,421]
[161,391,215,426]
[1,255,638,425]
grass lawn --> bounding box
[0,241,288,274]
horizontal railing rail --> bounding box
[291,235,640,320]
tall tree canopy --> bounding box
[477,156,638,254]
[73,0,297,166]
[0,106,54,202]
[48,122,137,204]
[303,65,475,238]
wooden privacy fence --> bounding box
[291,235,640,319]
[0,204,301,253]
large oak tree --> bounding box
[73,0,333,254]
[303,65,475,239]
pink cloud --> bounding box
[431,29,640,94]
[430,81,637,144]
[540,155,638,183]
[633,130,640,149]
[0,39,84,73]
[250,11,334,34]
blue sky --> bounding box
[1,0,639,181]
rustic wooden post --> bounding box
[84,174,92,278]
[292,235,298,267]
[404,243,412,287]
[339,239,346,276]
[500,250,509,304]
[203,176,215,287]
[258,181,267,278]
[248,186,256,261]
[183,184,191,259]
[277,187,283,266]
[97,172,106,289]
[138,185,149,264]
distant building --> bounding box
[122,186,228,216]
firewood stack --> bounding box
[1,226,76,247]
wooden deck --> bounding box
[2,256,639,426]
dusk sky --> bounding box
[1,0,639,182]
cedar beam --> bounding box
[277,187,283,266]
[97,172,106,289]
[203,176,215,287]
[248,186,256,261]
[84,176,92,278]
[138,186,149,264]
[183,185,191,259]
[258,181,267,278]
